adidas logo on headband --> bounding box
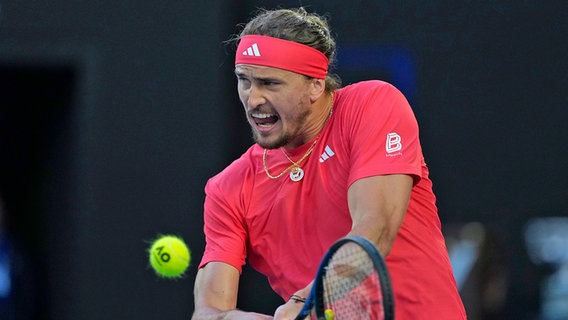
[236,35,329,79]
[242,43,261,57]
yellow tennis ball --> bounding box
[148,235,190,278]
[324,308,335,320]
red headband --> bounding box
[235,35,329,79]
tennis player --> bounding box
[192,7,466,320]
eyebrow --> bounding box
[234,70,281,83]
[234,70,247,78]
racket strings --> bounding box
[322,243,385,319]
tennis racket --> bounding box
[295,235,394,320]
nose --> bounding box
[246,85,266,109]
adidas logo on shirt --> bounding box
[242,43,261,57]
[319,145,335,163]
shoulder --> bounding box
[337,80,401,97]
[334,80,409,114]
[206,144,261,193]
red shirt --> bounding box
[200,81,466,319]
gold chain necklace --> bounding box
[263,94,334,182]
[263,137,319,181]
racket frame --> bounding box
[295,235,395,320]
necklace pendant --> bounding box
[289,166,304,182]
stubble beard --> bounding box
[252,107,311,149]
[253,130,292,149]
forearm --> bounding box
[273,281,314,320]
[293,280,313,299]
[192,307,272,320]
[193,264,272,320]
[191,307,233,320]
[348,214,398,256]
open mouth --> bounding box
[251,112,280,129]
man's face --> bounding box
[235,64,314,149]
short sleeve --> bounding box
[199,176,248,273]
[343,82,422,186]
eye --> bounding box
[262,80,279,87]
[237,76,251,88]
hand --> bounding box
[273,298,310,320]
[192,309,273,320]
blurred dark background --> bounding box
[0,1,566,319]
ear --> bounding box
[309,78,326,102]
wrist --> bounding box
[289,294,307,304]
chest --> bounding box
[245,133,352,244]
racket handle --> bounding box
[294,309,311,320]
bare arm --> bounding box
[192,262,273,320]
[273,281,313,320]
[274,174,411,319]
[347,174,413,255]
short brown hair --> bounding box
[233,7,341,92]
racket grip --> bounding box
[294,300,313,320]
[294,310,311,320]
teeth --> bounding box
[252,113,275,119]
